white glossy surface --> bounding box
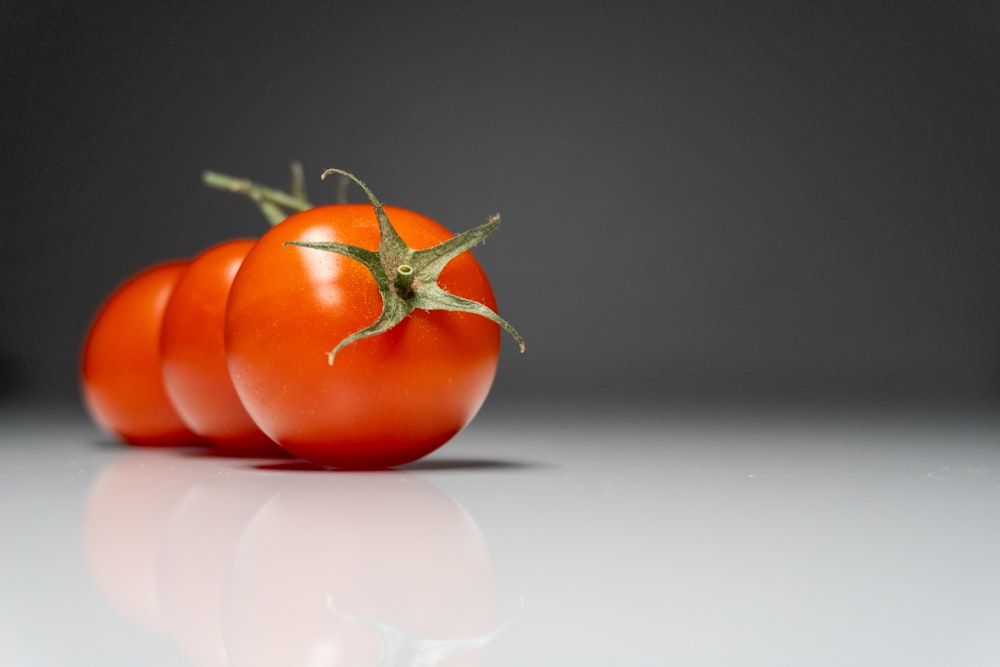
[2,403,1000,666]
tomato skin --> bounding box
[225,204,501,468]
[160,239,283,457]
[81,261,200,446]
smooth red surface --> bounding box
[225,204,502,468]
[81,261,200,446]
[160,239,283,456]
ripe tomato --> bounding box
[81,261,200,446]
[160,239,284,457]
[225,202,504,468]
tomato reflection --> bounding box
[222,472,499,667]
[157,469,282,666]
[81,453,500,666]
[81,450,201,636]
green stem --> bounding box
[394,264,416,297]
[289,160,307,202]
[202,170,313,225]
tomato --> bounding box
[160,239,284,457]
[81,261,200,446]
[221,472,500,666]
[225,202,504,468]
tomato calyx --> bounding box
[285,168,526,365]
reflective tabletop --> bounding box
[2,402,1000,666]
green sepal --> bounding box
[284,241,381,272]
[284,168,525,364]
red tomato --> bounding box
[160,239,284,457]
[81,261,200,446]
[225,204,502,468]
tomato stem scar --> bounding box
[394,264,415,297]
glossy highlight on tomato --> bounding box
[81,261,200,446]
[225,204,502,468]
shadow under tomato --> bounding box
[180,447,295,461]
[87,438,205,454]
[88,438,131,450]
[252,460,336,472]
[251,457,549,473]
[401,457,549,472]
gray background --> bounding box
[3,0,999,411]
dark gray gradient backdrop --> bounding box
[3,1,999,410]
